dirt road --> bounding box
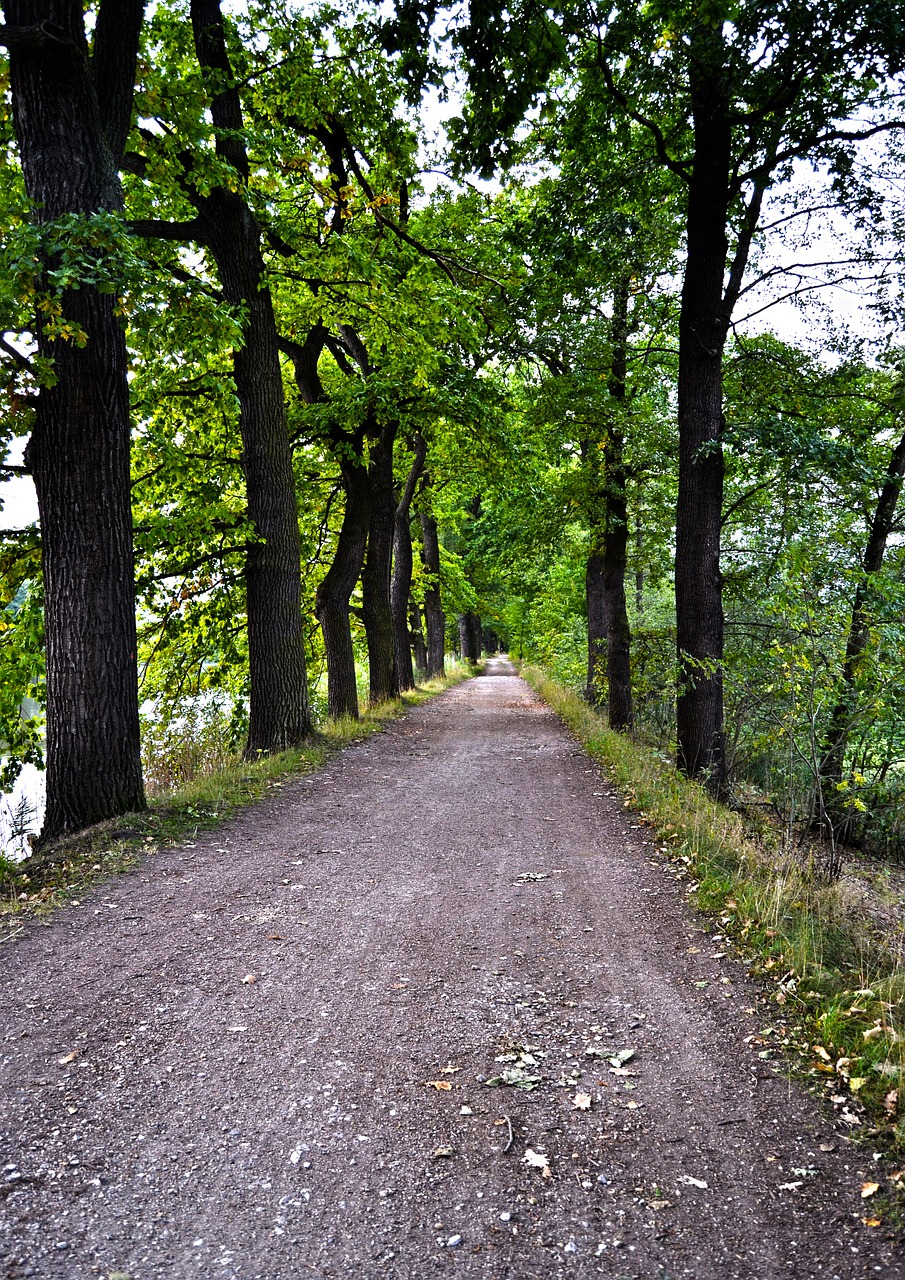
[0,661,898,1278]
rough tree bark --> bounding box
[410,600,428,674]
[585,278,633,730]
[281,326,370,721]
[190,0,311,753]
[674,29,731,796]
[391,434,427,692]
[4,0,146,842]
[316,448,371,719]
[419,509,446,677]
[362,422,399,703]
[819,426,905,839]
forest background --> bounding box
[2,0,905,877]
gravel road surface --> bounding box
[0,660,899,1278]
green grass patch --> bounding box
[0,662,470,940]
[523,665,905,1176]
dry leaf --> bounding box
[227,1025,248,1033]
[57,1050,78,1065]
[862,1216,883,1228]
[440,1064,462,1075]
[572,1092,593,1111]
[241,974,257,985]
[433,1146,455,1158]
[523,1147,552,1178]
[812,1045,832,1062]
[863,1024,885,1042]
[678,1175,708,1189]
[266,933,282,940]
[861,1182,880,1199]
[425,1080,453,1091]
[884,1089,898,1115]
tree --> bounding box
[129,0,312,753]
[1,0,147,842]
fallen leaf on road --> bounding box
[57,1051,78,1065]
[241,974,257,985]
[433,1146,455,1158]
[572,1092,592,1110]
[266,934,282,940]
[425,1080,453,1091]
[861,1182,880,1198]
[515,872,551,883]
[678,1175,708,1189]
[523,1148,552,1178]
[440,1064,462,1075]
[608,1049,636,1067]
[862,1216,883,1227]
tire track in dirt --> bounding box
[0,661,899,1278]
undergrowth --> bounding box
[0,663,470,938]
[523,666,905,1189]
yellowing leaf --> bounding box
[425,1080,453,1091]
[812,1044,832,1062]
[848,1077,867,1092]
[861,1182,880,1199]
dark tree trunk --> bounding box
[585,279,633,730]
[602,281,633,732]
[315,449,370,719]
[819,427,905,838]
[391,435,427,693]
[410,600,428,674]
[5,0,147,842]
[675,32,731,795]
[419,511,445,677]
[361,422,399,702]
[191,0,310,753]
[459,612,481,661]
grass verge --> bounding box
[0,663,470,941]
[523,666,905,1185]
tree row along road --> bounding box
[0,663,896,1279]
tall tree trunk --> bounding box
[361,422,399,702]
[410,599,428,674]
[391,435,427,693]
[459,612,481,661]
[675,32,731,795]
[315,450,370,719]
[191,0,310,754]
[586,278,633,730]
[419,511,445,677]
[819,426,905,835]
[6,0,147,842]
